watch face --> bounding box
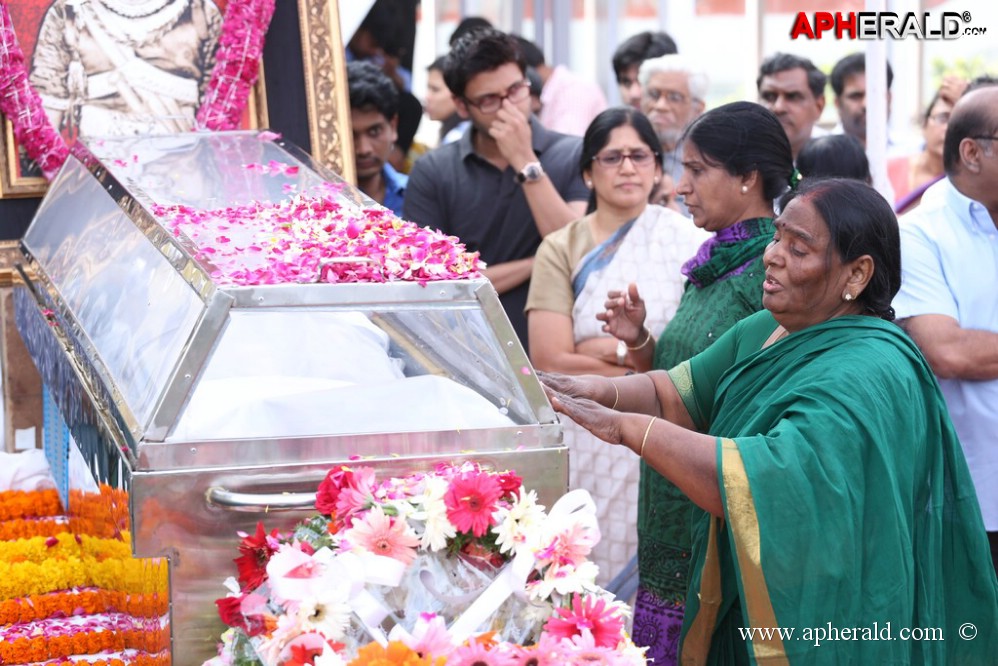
[519,162,543,182]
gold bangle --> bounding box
[610,381,620,410]
[627,328,653,351]
[640,416,656,458]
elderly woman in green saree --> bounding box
[540,178,998,664]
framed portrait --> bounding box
[0,0,271,198]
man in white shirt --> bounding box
[893,82,998,574]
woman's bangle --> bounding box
[610,381,620,410]
[640,416,656,458]
[628,328,653,351]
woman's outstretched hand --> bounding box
[536,370,603,401]
[597,282,647,346]
[545,386,624,446]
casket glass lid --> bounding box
[21,131,552,448]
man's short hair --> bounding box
[347,60,399,120]
[944,80,998,174]
[966,74,998,94]
[427,55,449,74]
[449,16,493,47]
[443,28,526,99]
[757,52,827,99]
[830,52,893,97]
[514,35,544,68]
[638,54,709,103]
[612,31,678,82]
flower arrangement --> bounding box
[207,462,645,665]
[154,190,484,286]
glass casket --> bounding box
[13,132,567,663]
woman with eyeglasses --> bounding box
[524,106,707,592]
[592,101,795,664]
[888,77,965,214]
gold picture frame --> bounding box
[0,240,20,288]
[298,0,355,184]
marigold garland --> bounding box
[0,516,69,541]
[51,656,170,666]
[0,488,63,521]
[0,624,169,664]
[0,588,168,625]
[1,489,170,664]
[67,485,131,538]
[0,532,132,564]
[0,554,168,600]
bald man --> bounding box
[893,82,998,574]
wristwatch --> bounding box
[515,161,544,184]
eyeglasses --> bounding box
[927,112,951,125]
[972,135,998,142]
[463,80,531,113]
[591,150,658,168]
[643,88,690,105]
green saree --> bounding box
[670,310,998,665]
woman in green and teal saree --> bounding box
[541,178,998,664]
[594,102,794,663]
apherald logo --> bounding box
[790,11,985,40]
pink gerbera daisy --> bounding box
[535,520,598,569]
[543,594,626,648]
[564,630,635,665]
[445,471,503,537]
[342,505,420,565]
[508,633,567,666]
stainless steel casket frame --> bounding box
[13,132,567,663]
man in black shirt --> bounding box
[404,29,588,351]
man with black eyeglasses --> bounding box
[404,28,589,352]
[894,81,998,577]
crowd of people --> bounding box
[345,16,998,665]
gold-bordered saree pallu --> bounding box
[669,311,998,665]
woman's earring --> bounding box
[585,180,592,188]
[654,176,661,184]
[843,293,854,301]
[741,185,748,194]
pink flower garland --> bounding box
[0,0,274,183]
[0,3,68,180]
[196,0,277,131]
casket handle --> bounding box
[315,256,380,282]
[205,486,317,512]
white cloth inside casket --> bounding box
[169,311,514,440]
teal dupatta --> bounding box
[670,311,998,665]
